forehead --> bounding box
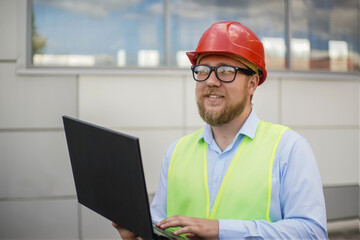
[198,55,246,68]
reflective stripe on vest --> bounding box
[167,120,289,221]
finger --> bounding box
[174,219,219,238]
[186,233,201,240]
[112,222,123,230]
[158,216,193,229]
[112,224,138,239]
[173,226,195,236]
[185,233,197,238]
[157,216,179,226]
[158,219,182,229]
[119,230,137,239]
[157,217,176,228]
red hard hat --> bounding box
[187,21,267,85]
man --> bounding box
[114,21,328,239]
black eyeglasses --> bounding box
[191,65,256,83]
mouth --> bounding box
[202,92,226,107]
[208,94,223,98]
[204,92,225,99]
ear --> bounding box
[248,74,260,96]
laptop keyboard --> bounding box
[152,222,187,240]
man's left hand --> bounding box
[156,215,219,239]
[112,222,142,240]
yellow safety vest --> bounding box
[167,120,288,221]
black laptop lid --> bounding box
[63,116,154,239]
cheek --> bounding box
[195,83,204,98]
[227,85,247,100]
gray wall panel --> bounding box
[324,186,359,220]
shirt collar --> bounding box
[199,109,259,144]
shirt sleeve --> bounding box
[218,131,328,239]
[150,140,178,223]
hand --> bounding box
[156,215,219,239]
[112,222,142,240]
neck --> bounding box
[211,106,251,152]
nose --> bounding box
[206,71,222,87]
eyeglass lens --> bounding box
[193,65,236,82]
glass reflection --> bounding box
[32,0,164,67]
[31,0,359,72]
[169,0,286,69]
[291,0,359,72]
[291,38,311,70]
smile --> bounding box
[204,94,225,106]
[208,94,222,98]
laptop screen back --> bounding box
[63,116,154,239]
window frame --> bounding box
[25,0,360,76]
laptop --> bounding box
[62,116,185,240]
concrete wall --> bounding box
[0,0,358,238]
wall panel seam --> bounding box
[0,195,77,202]
[0,59,17,62]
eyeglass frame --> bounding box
[191,64,257,83]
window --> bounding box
[290,0,359,72]
[30,0,359,72]
[169,0,286,69]
[31,0,164,67]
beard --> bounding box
[197,91,247,126]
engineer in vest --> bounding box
[115,21,328,239]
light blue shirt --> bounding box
[150,110,328,239]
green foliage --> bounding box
[31,10,46,54]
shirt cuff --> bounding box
[219,219,248,239]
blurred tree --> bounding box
[32,12,46,54]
